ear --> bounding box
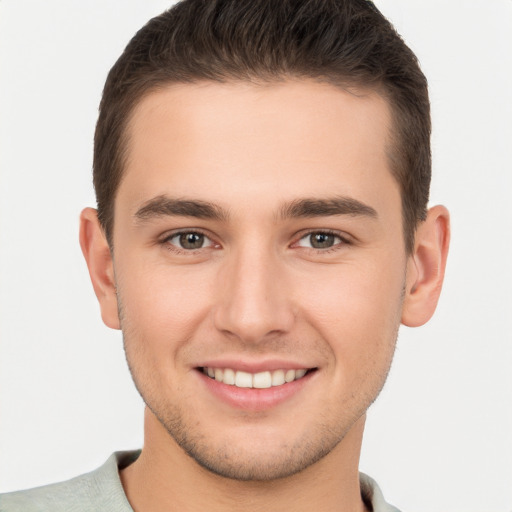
[79,207,120,330]
[401,205,450,327]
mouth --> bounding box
[199,366,315,389]
[196,364,318,411]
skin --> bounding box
[80,80,450,512]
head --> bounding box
[81,0,449,482]
[93,0,431,255]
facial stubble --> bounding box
[117,287,403,483]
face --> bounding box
[111,80,408,480]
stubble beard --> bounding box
[146,398,349,481]
[122,333,397,482]
[117,290,402,482]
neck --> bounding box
[121,409,368,512]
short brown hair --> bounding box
[94,0,430,253]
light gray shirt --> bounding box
[0,451,401,511]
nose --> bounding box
[213,244,295,343]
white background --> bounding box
[0,1,511,510]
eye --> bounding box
[166,231,214,250]
[297,231,345,249]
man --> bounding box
[1,0,449,510]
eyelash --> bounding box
[295,229,351,253]
[160,229,217,254]
[159,229,351,254]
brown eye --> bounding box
[179,233,205,249]
[310,233,335,248]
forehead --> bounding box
[119,80,398,216]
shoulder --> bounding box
[360,472,402,512]
[0,451,139,512]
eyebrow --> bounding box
[134,195,377,223]
[279,197,378,220]
[135,195,229,222]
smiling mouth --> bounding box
[199,367,315,389]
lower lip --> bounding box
[198,370,315,411]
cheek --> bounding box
[116,258,215,346]
[117,262,216,400]
[295,259,405,360]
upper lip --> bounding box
[196,359,316,373]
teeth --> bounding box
[295,369,307,379]
[285,369,296,383]
[253,371,272,389]
[235,371,253,388]
[202,367,309,388]
[271,369,285,386]
[223,368,235,385]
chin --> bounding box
[150,401,358,482]
[178,435,337,481]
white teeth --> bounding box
[203,367,309,388]
[223,368,235,385]
[271,369,285,386]
[253,371,272,389]
[235,371,253,388]
[285,369,296,383]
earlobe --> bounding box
[79,208,121,330]
[401,205,450,327]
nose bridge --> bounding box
[214,238,294,342]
